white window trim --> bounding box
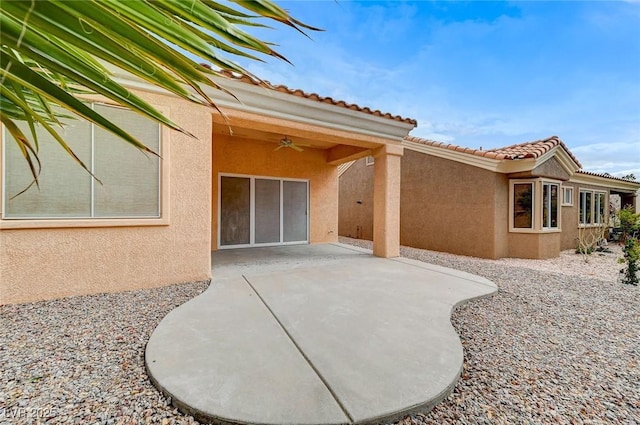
[509,180,536,233]
[217,173,309,249]
[579,188,608,228]
[509,178,562,233]
[0,103,170,229]
[562,186,573,206]
[542,181,561,230]
[365,156,375,166]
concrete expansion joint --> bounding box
[242,275,355,425]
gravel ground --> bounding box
[1,241,638,425]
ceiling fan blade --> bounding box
[274,145,284,151]
[291,144,304,152]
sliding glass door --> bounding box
[219,175,308,248]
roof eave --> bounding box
[570,172,640,192]
[209,77,416,142]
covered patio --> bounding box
[146,244,497,425]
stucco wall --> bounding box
[509,157,571,181]
[338,158,374,240]
[561,182,580,250]
[508,232,561,259]
[493,174,510,258]
[399,150,501,258]
[0,92,213,305]
[211,133,338,249]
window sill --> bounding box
[509,228,561,234]
[578,224,607,228]
[0,217,169,230]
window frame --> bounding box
[509,180,536,233]
[509,178,562,233]
[365,155,375,166]
[562,186,573,206]
[579,188,608,227]
[217,172,310,249]
[0,103,170,229]
[542,181,560,230]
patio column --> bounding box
[372,144,403,258]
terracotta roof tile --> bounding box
[576,170,640,184]
[404,135,582,167]
[211,68,417,126]
[486,136,581,167]
[404,136,510,160]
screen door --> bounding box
[219,175,308,248]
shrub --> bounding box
[619,237,640,286]
[618,206,640,242]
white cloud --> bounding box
[572,142,640,174]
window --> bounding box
[579,189,607,226]
[509,179,562,232]
[562,187,573,206]
[542,182,559,229]
[513,183,534,229]
[365,156,375,166]
[2,104,161,220]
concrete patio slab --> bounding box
[146,243,497,425]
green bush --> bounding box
[618,206,640,242]
[619,237,640,286]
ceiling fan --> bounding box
[274,136,309,152]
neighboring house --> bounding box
[0,71,416,304]
[339,136,640,259]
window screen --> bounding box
[3,104,161,219]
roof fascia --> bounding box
[208,77,416,141]
[110,65,415,141]
[402,139,501,171]
[570,173,640,192]
[403,140,541,173]
[533,146,579,176]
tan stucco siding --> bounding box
[0,92,213,305]
[211,133,338,249]
[399,150,501,259]
[507,232,561,259]
[509,157,571,181]
[494,174,510,258]
[338,158,374,240]
[561,182,580,250]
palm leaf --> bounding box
[0,0,319,192]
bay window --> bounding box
[513,183,534,229]
[509,179,561,232]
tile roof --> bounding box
[212,68,417,126]
[486,136,581,167]
[404,135,582,167]
[575,170,640,184]
[404,136,507,159]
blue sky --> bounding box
[230,0,640,177]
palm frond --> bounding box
[0,0,318,190]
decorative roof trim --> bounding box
[215,70,417,125]
[571,171,640,192]
[110,64,416,142]
[402,136,579,175]
[486,136,582,168]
